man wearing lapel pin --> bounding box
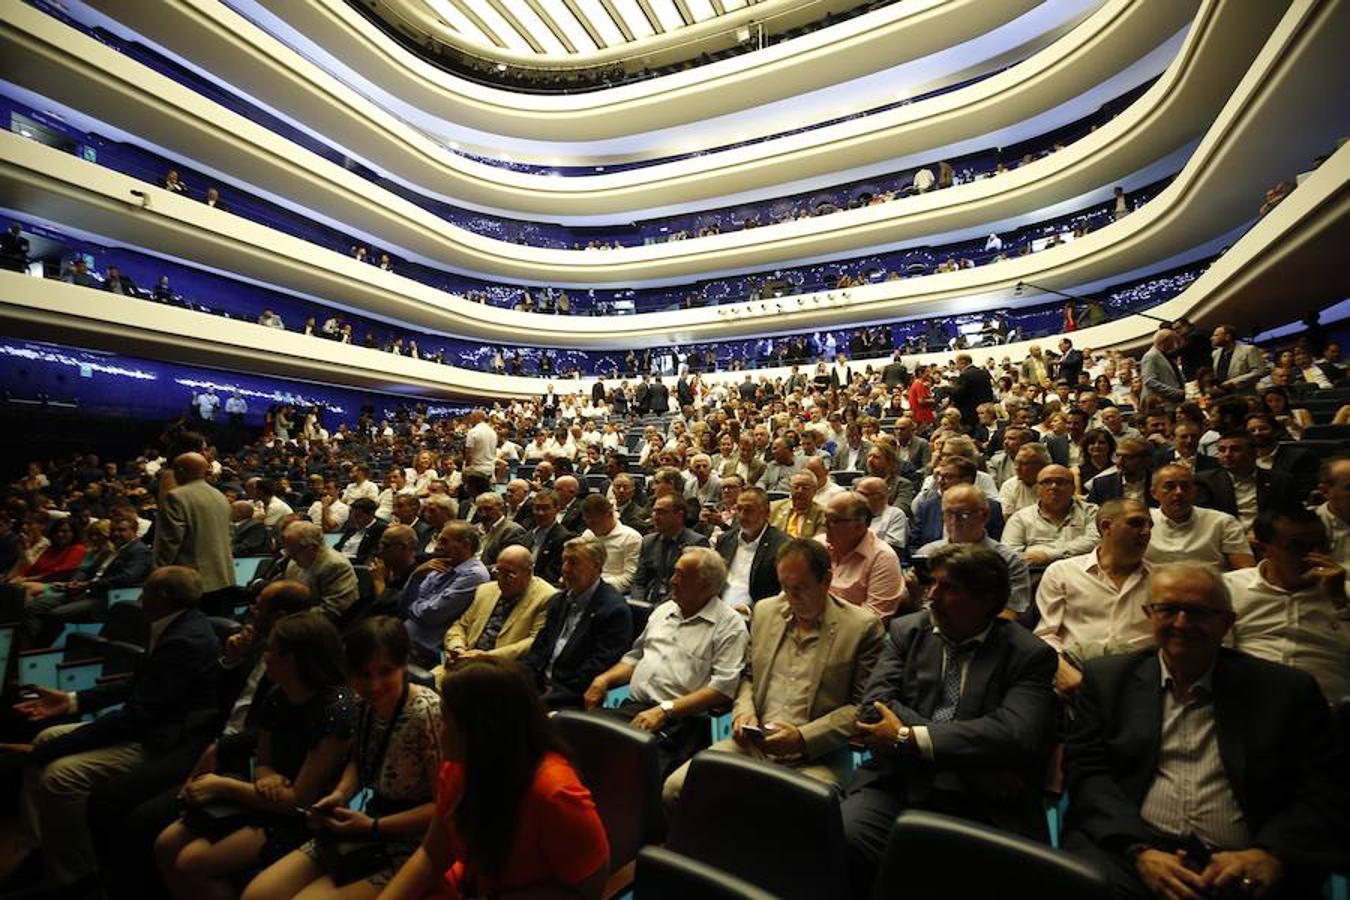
[662,539,883,806]
[842,543,1058,896]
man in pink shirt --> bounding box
[816,493,906,618]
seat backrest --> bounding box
[635,847,777,900]
[552,710,663,869]
[876,810,1108,900]
[0,624,13,683]
[106,587,142,607]
[666,751,847,900]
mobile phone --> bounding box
[740,725,765,741]
[18,686,39,702]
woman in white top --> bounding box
[404,451,439,497]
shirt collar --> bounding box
[931,620,994,648]
[1158,650,1215,697]
[568,579,601,609]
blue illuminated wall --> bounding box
[0,338,466,426]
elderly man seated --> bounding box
[441,545,554,671]
[632,494,710,606]
[280,520,359,620]
[585,547,749,777]
[230,500,269,556]
[1034,499,1156,694]
[331,497,385,565]
[910,456,1007,548]
[856,476,908,553]
[1145,464,1255,572]
[770,471,826,539]
[999,442,1053,515]
[398,522,490,668]
[663,539,883,805]
[1002,464,1100,568]
[1062,564,1348,899]
[473,491,527,568]
[913,484,1031,616]
[816,492,906,619]
[716,486,789,614]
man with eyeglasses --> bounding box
[914,485,1030,615]
[1086,437,1155,506]
[442,545,554,671]
[1062,564,1343,900]
[816,493,905,619]
[999,443,1053,515]
[1034,499,1155,694]
[1146,464,1255,573]
[1003,464,1100,568]
[856,476,908,551]
[1225,506,1349,705]
[632,494,710,606]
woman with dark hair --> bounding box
[1261,386,1312,438]
[156,613,354,899]
[379,658,609,900]
[20,519,109,601]
[1074,428,1117,493]
[245,617,441,900]
[8,517,85,585]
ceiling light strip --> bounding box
[494,0,568,53]
[608,0,656,38]
[528,0,598,53]
[457,0,535,51]
[423,0,496,46]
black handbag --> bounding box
[181,800,255,841]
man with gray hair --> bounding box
[474,491,527,568]
[1139,327,1185,406]
[418,494,457,556]
[400,521,489,667]
[229,499,268,557]
[281,520,359,620]
[154,452,234,609]
[914,484,1031,615]
[999,442,1052,515]
[1062,563,1344,899]
[586,546,749,777]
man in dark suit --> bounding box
[881,352,908,389]
[1062,564,1346,898]
[612,474,650,535]
[676,374,694,408]
[524,489,574,587]
[843,544,1058,895]
[1086,438,1156,507]
[230,500,270,557]
[715,487,789,612]
[332,497,386,565]
[632,494,710,605]
[1056,337,1084,387]
[13,566,222,892]
[554,475,587,536]
[950,353,996,430]
[1194,431,1295,529]
[634,377,651,415]
[647,377,671,416]
[1150,420,1217,473]
[520,536,632,708]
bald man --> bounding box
[230,500,268,557]
[443,545,554,666]
[1003,464,1100,567]
[153,453,234,600]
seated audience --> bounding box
[473,491,527,568]
[12,567,222,894]
[843,544,1057,896]
[856,475,909,552]
[1034,499,1156,693]
[523,489,574,586]
[632,493,710,605]
[914,484,1032,615]
[332,497,386,565]
[443,546,554,667]
[1085,438,1155,506]
[231,499,270,556]
[155,612,353,900]
[1002,464,1100,567]
[1315,455,1350,566]
[664,539,884,804]
[1226,506,1349,704]
[375,658,609,900]
[282,520,360,621]
[585,547,748,777]
[910,456,1006,548]
[244,616,442,900]
[770,471,826,539]
[999,442,1052,514]
[367,524,419,614]
[578,494,642,594]
[716,486,789,613]
[399,522,490,668]
[1062,564,1347,899]
[1195,431,1296,531]
[816,492,906,618]
[519,537,632,708]
[1146,464,1256,572]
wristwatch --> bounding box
[660,700,676,716]
[894,725,913,752]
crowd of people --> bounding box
[0,316,1347,900]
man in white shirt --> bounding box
[308,482,350,534]
[998,443,1051,515]
[1315,455,1350,568]
[249,478,292,527]
[340,464,380,506]
[1003,465,1100,567]
[1226,506,1349,704]
[464,410,498,487]
[257,309,284,329]
[578,493,642,594]
[716,487,789,614]
[1145,464,1255,572]
[805,457,845,505]
[194,390,220,423]
[1035,499,1155,694]
[856,476,908,551]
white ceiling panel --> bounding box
[457,0,533,51]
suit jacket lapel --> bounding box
[955,633,997,719]
[1211,656,1247,799]
[1131,655,1163,778]
[912,628,945,717]
[755,608,789,712]
[804,604,840,715]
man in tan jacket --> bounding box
[441,546,554,669]
[663,538,884,805]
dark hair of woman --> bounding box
[343,614,411,670]
[269,612,347,692]
[439,658,569,878]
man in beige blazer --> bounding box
[768,472,826,539]
[663,538,884,804]
[441,546,554,667]
[153,452,234,602]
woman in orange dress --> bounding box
[377,659,609,900]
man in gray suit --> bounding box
[1211,324,1268,394]
[1139,328,1186,407]
[475,491,527,568]
[281,520,359,620]
[153,453,234,607]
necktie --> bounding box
[1216,348,1234,383]
[788,511,802,537]
[931,642,979,723]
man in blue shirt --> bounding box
[400,522,489,667]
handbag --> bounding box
[181,799,255,841]
[314,683,410,886]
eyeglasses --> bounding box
[941,510,979,522]
[1145,603,1229,623]
[1036,478,1073,487]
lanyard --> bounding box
[357,681,409,794]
